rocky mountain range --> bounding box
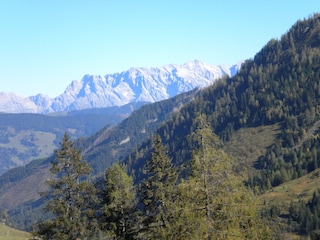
[0,60,242,113]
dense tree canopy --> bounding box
[32,120,276,239]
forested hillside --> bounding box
[126,14,320,172]
[78,88,199,175]
[122,13,320,237]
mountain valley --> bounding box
[0,102,146,174]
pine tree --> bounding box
[175,114,274,239]
[99,162,136,239]
[33,133,99,240]
[138,135,178,239]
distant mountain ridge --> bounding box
[0,60,242,113]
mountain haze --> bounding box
[0,102,145,175]
[0,61,241,113]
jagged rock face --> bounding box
[0,60,242,113]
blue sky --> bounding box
[0,1,319,97]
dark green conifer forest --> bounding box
[32,124,273,239]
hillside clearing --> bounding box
[0,224,30,240]
[223,124,281,173]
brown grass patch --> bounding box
[223,124,281,173]
[260,169,320,211]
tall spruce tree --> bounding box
[33,133,99,240]
[99,162,136,239]
[174,114,274,239]
[138,135,178,239]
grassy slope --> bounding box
[223,124,281,173]
[0,224,30,240]
[261,168,320,209]
[0,129,56,166]
[0,167,50,210]
[224,123,320,207]
[259,169,320,239]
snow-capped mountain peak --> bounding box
[0,61,242,113]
